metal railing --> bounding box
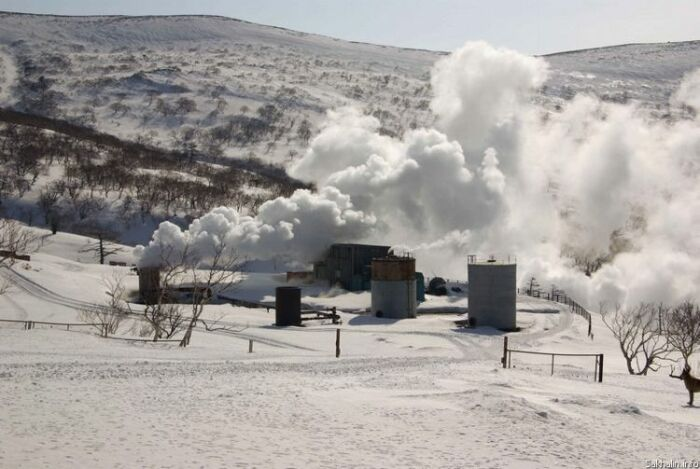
[501,336,603,382]
[518,288,593,337]
[0,318,97,331]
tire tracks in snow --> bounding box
[0,266,317,352]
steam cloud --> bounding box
[135,187,375,267]
[137,41,700,308]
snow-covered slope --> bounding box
[543,40,700,111]
[0,13,697,167]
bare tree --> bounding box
[179,240,241,347]
[297,118,312,144]
[38,187,61,224]
[139,258,187,342]
[0,218,42,267]
[0,218,43,294]
[601,302,670,375]
[79,271,129,337]
[665,301,700,367]
[146,236,241,347]
[141,300,186,342]
[78,232,125,265]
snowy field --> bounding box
[0,233,698,468]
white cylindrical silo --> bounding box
[467,261,517,330]
[371,257,417,319]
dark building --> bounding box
[314,243,390,291]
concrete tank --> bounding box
[467,262,517,330]
[138,266,161,304]
[275,286,301,326]
[371,257,417,319]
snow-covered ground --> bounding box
[0,233,697,468]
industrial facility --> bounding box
[138,266,161,304]
[314,243,390,291]
[371,255,417,319]
[467,258,517,330]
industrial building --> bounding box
[314,243,390,291]
[371,255,417,319]
[138,266,161,304]
[467,259,517,330]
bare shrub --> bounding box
[665,301,700,366]
[79,272,129,337]
[0,218,42,267]
[601,302,670,375]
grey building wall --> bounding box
[319,243,390,291]
[467,263,517,330]
[371,279,417,319]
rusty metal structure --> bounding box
[371,255,417,319]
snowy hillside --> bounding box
[0,13,439,165]
[0,13,698,167]
[543,40,700,112]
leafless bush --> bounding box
[146,235,242,347]
[665,301,700,367]
[79,272,129,337]
[601,302,670,375]
[0,218,43,294]
[141,264,187,342]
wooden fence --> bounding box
[0,318,97,331]
[501,336,604,382]
[0,317,184,343]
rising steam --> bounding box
[136,41,700,308]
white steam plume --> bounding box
[135,187,375,267]
[137,41,700,308]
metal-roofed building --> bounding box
[314,243,390,291]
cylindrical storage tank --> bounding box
[275,286,301,326]
[467,262,517,330]
[138,266,161,304]
[371,257,417,319]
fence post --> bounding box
[335,328,341,358]
[594,355,598,381]
[551,355,555,375]
[588,316,592,338]
[502,336,508,368]
[598,354,604,383]
[248,339,253,353]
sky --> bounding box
[1,0,699,55]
